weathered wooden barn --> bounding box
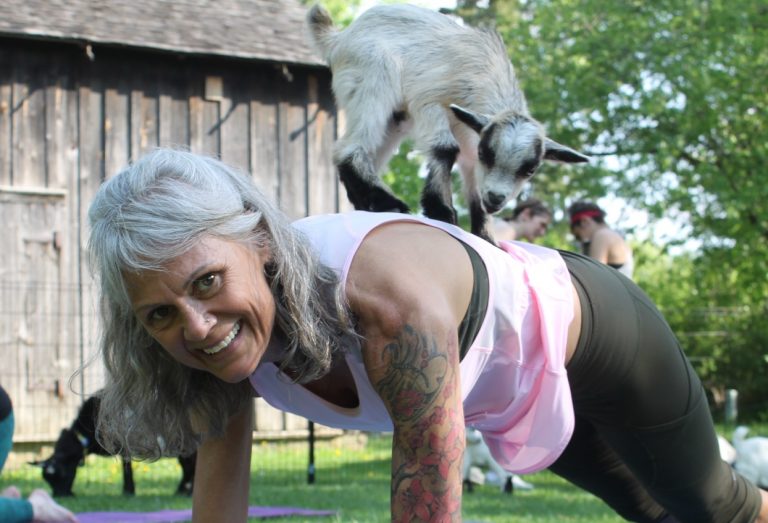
[0,0,346,442]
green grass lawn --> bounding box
[1,433,626,522]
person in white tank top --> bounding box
[86,150,768,523]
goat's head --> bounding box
[450,104,589,214]
[733,425,751,444]
[31,428,86,497]
[466,428,483,445]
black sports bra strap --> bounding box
[456,241,489,361]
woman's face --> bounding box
[521,213,551,240]
[125,235,276,384]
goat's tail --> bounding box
[306,4,337,58]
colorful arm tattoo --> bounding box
[369,324,464,522]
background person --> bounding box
[568,200,634,279]
[493,199,552,242]
[87,149,768,522]
[0,385,79,523]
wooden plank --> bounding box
[104,62,131,181]
[249,68,279,203]
[12,52,47,187]
[158,65,190,149]
[76,66,108,399]
[19,198,66,437]
[130,66,159,159]
[276,69,308,219]
[189,72,220,158]
[0,194,23,430]
[0,195,70,439]
[43,51,82,423]
[219,70,250,172]
[0,47,12,186]
[44,53,78,191]
[306,72,339,216]
[254,398,285,432]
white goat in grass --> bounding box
[307,3,588,243]
[732,426,768,488]
[463,428,534,494]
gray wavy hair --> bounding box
[87,148,354,459]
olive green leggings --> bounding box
[551,251,761,523]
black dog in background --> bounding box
[33,394,196,497]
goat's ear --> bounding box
[450,104,490,135]
[543,138,590,164]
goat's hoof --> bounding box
[423,207,457,226]
[503,477,513,494]
[176,483,194,496]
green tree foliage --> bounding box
[446,0,768,417]
[304,0,362,26]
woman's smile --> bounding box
[202,320,242,355]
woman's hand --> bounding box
[28,489,79,522]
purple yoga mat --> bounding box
[76,506,337,522]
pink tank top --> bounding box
[250,212,575,473]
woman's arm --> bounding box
[192,400,253,523]
[368,319,465,522]
[348,223,472,522]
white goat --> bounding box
[732,426,768,488]
[307,3,588,243]
[718,434,737,465]
[463,428,534,494]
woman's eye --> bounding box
[194,273,219,295]
[147,306,172,324]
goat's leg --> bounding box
[487,454,513,495]
[456,159,496,244]
[413,105,460,224]
[421,144,460,225]
[466,190,494,244]
[121,457,135,496]
[332,66,410,213]
[336,150,410,213]
[461,451,474,493]
[176,453,196,496]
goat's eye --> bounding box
[518,160,539,178]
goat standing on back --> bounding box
[307,3,588,243]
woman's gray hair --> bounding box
[87,148,354,459]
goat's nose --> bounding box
[486,192,506,209]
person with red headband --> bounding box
[568,201,634,279]
[493,199,552,243]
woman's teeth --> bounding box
[204,322,240,355]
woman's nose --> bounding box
[181,303,215,341]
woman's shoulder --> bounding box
[346,220,474,331]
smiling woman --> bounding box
[86,148,768,523]
[87,149,352,460]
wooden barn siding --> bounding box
[0,39,343,441]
